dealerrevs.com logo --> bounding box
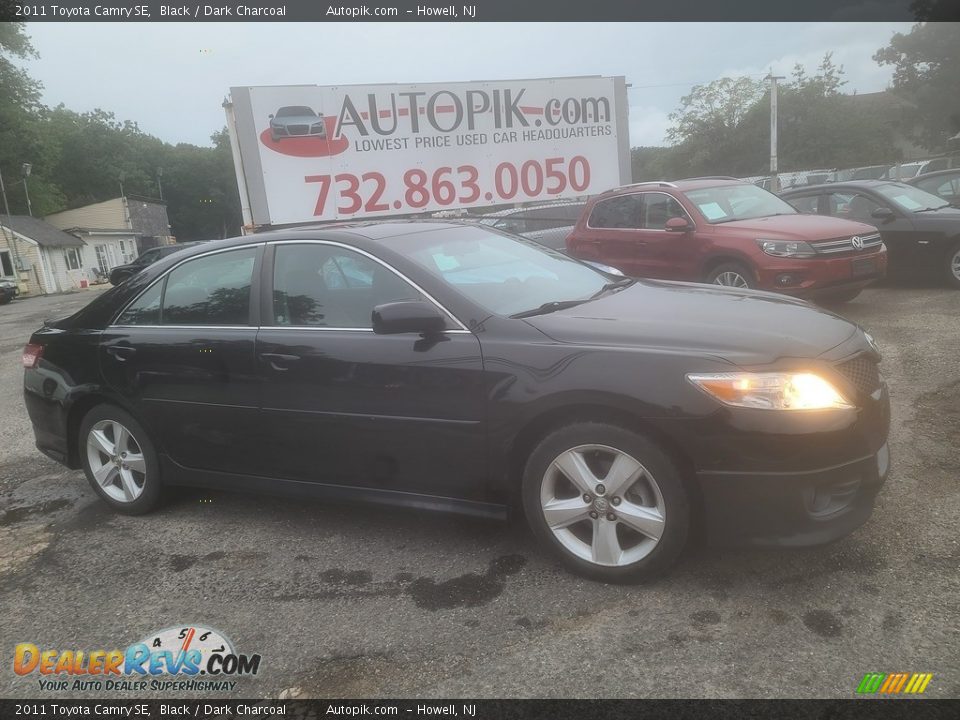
[14,625,261,692]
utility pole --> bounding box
[765,74,785,193]
[156,167,164,201]
[0,167,24,278]
[21,163,33,217]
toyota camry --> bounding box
[23,222,890,582]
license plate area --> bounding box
[852,257,876,277]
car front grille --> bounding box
[812,233,883,255]
[835,355,881,395]
[288,124,309,135]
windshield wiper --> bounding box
[510,299,590,319]
[915,206,949,213]
[590,277,635,299]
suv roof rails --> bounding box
[618,180,678,190]
[675,176,741,182]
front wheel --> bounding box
[946,240,960,289]
[706,262,755,289]
[79,405,162,515]
[522,422,690,583]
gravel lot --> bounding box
[1,282,957,699]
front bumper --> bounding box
[753,249,888,297]
[698,442,890,547]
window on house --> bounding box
[64,248,82,271]
[0,250,13,277]
[95,245,109,274]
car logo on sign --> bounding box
[851,236,865,250]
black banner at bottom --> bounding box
[0,699,958,720]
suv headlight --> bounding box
[687,372,853,410]
[756,239,816,258]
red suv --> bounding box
[566,178,888,302]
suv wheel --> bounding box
[947,240,960,289]
[706,262,754,289]
[522,422,690,583]
[80,405,162,515]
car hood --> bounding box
[714,213,877,240]
[522,281,859,366]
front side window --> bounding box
[272,244,423,328]
[826,193,884,222]
[641,194,688,230]
[684,184,797,224]
[588,195,643,229]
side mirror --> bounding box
[665,216,692,232]
[372,301,446,335]
[268,114,274,119]
[870,207,895,222]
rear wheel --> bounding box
[706,262,754,289]
[946,240,960,289]
[522,422,690,583]
[79,405,162,515]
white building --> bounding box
[0,215,90,296]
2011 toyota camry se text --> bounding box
[23,222,890,582]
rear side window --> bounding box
[787,195,820,214]
[588,195,643,229]
[117,247,256,326]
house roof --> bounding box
[0,215,83,247]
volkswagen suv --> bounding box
[566,178,888,302]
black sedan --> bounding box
[781,180,960,288]
[23,222,890,582]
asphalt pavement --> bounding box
[1,282,957,699]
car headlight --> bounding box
[687,372,853,410]
[756,239,816,258]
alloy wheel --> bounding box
[713,271,750,288]
[85,419,147,503]
[951,247,960,283]
[540,444,666,567]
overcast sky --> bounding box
[21,22,911,148]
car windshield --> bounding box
[403,227,613,317]
[276,106,315,117]
[684,183,798,223]
[874,183,950,212]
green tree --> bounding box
[874,22,960,151]
[0,23,64,216]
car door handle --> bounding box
[106,345,136,361]
[259,352,301,371]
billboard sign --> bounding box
[228,76,630,227]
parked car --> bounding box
[477,202,586,234]
[23,222,889,582]
[268,106,327,142]
[565,178,887,303]
[832,165,891,182]
[781,180,960,288]
[0,279,18,305]
[108,242,207,286]
[908,168,960,207]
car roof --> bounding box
[478,201,586,219]
[780,179,896,194]
[908,168,960,182]
[599,178,744,198]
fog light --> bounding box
[776,273,800,286]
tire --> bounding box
[705,262,755,289]
[521,422,690,583]
[946,240,960,289]
[0,293,11,306]
[79,404,162,515]
[819,288,862,304]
